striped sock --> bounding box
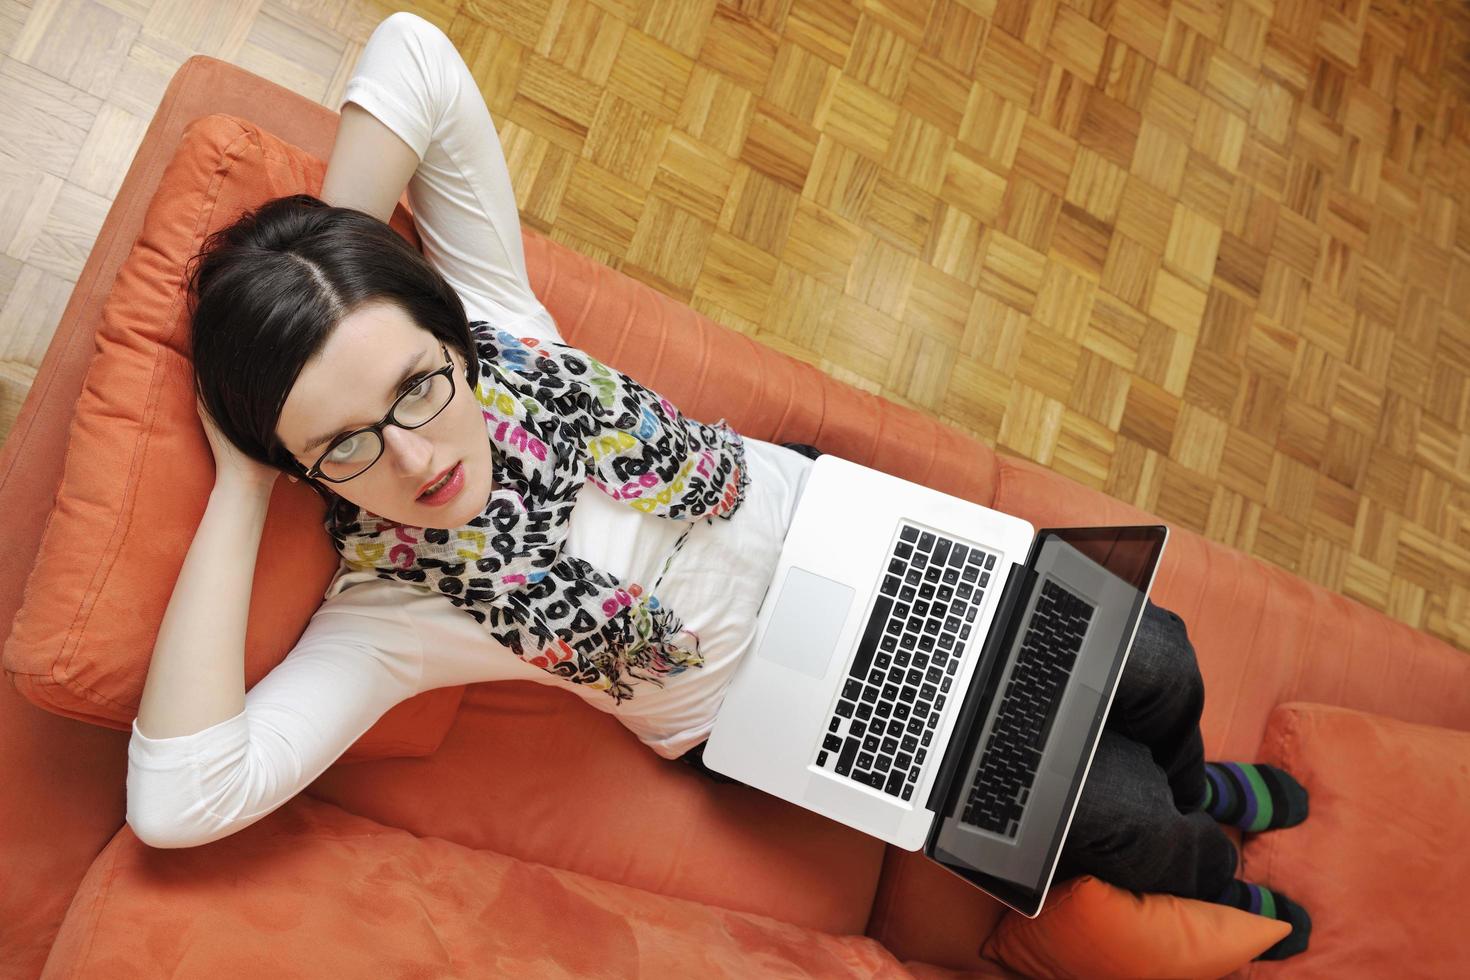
[1200,762,1309,832]
[1211,878,1312,960]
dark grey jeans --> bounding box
[680,442,1239,900]
[1050,599,1238,899]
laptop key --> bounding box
[881,736,900,755]
[856,701,872,720]
[836,737,860,775]
[918,531,935,551]
[900,525,918,543]
[829,717,841,733]
[901,734,918,753]
[863,734,881,753]
[817,750,828,766]
[885,769,905,796]
[875,754,892,773]
[900,585,916,601]
[901,785,913,801]
[824,734,843,752]
[932,539,951,565]
[857,751,875,770]
[985,552,995,569]
[843,679,863,700]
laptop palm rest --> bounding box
[755,566,855,679]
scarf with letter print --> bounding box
[325,319,750,704]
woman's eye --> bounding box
[325,434,362,461]
[405,375,432,399]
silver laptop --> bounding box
[703,454,1168,917]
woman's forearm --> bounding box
[135,481,272,739]
[320,101,421,222]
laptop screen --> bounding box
[923,524,1168,917]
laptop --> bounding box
[702,454,1168,917]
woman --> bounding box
[129,11,1309,962]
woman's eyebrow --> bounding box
[304,347,430,451]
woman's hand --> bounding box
[196,394,282,494]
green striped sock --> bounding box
[1210,879,1312,960]
[1200,762,1309,832]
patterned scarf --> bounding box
[324,320,750,704]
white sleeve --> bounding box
[124,590,424,849]
[339,11,564,346]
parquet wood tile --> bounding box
[1,0,1468,653]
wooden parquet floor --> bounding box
[1,0,1468,653]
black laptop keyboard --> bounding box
[960,578,1095,838]
[814,523,996,800]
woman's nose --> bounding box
[380,424,434,475]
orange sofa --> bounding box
[3,55,1468,980]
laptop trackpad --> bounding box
[755,566,856,679]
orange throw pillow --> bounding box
[2,113,464,761]
[980,874,1290,979]
[1242,702,1470,978]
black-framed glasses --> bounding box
[301,344,458,483]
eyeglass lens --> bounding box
[317,372,454,481]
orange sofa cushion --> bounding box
[1242,702,1470,978]
[43,793,911,978]
[1,113,464,761]
[979,874,1291,979]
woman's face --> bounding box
[276,300,494,528]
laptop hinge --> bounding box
[925,561,1035,815]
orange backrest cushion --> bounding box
[1241,702,1470,978]
[2,113,465,760]
[980,874,1291,978]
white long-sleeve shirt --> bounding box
[127,12,815,849]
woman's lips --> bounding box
[417,462,464,504]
